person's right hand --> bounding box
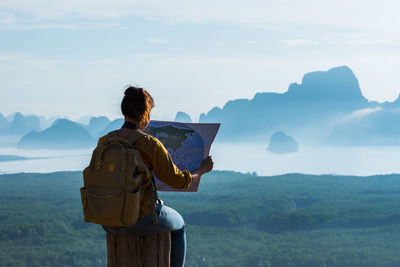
[199,156,214,175]
[190,156,214,180]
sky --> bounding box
[1,0,400,122]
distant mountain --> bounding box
[77,115,92,125]
[200,66,373,141]
[98,118,124,137]
[327,108,400,146]
[0,113,9,129]
[39,116,57,130]
[85,116,111,138]
[6,112,16,122]
[174,111,192,123]
[0,112,41,136]
[18,119,95,149]
[381,94,400,110]
[5,66,400,148]
[267,131,299,153]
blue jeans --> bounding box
[103,204,186,267]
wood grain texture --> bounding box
[107,232,171,267]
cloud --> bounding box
[0,12,15,24]
[88,58,116,65]
[1,0,400,37]
[339,40,397,46]
[350,107,382,119]
[280,39,320,47]
[280,39,399,47]
[0,20,118,30]
[145,37,170,44]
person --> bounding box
[101,86,213,267]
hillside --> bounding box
[199,66,400,144]
[18,119,95,149]
[1,171,400,266]
[267,131,298,153]
[199,66,370,139]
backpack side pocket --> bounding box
[83,188,126,226]
[122,191,141,225]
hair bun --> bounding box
[124,86,144,98]
[121,86,154,129]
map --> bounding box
[144,120,220,192]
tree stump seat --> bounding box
[106,231,171,267]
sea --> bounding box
[0,143,399,176]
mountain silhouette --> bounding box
[381,94,400,110]
[200,66,371,141]
[174,111,192,123]
[39,116,57,130]
[0,112,41,136]
[0,113,9,129]
[98,118,124,137]
[85,116,111,138]
[4,66,400,148]
[6,112,16,122]
[267,131,299,153]
[18,119,95,149]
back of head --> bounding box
[121,86,154,129]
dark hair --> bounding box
[121,86,154,128]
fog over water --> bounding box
[213,143,400,176]
[1,144,399,176]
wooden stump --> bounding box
[106,232,171,267]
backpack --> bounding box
[80,130,155,226]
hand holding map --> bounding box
[144,120,220,192]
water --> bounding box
[0,147,91,174]
[0,144,399,176]
[212,143,400,176]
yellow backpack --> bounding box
[80,130,154,226]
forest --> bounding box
[1,171,400,266]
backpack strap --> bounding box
[127,130,159,224]
[107,130,119,138]
[150,175,159,224]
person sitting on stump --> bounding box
[101,86,214,267]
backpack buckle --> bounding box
[121,163,127,172]
[96,161,102,170]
